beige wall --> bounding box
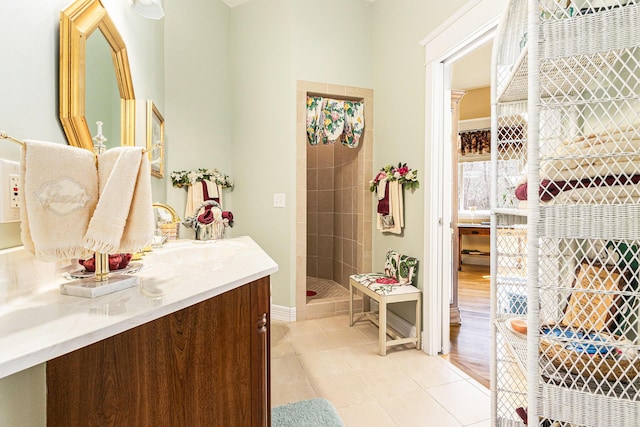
[460,86,491,120]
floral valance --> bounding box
[459,124,525,157]
[306,96,364,148]
[459,129,490,156]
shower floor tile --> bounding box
[306,277,362,319]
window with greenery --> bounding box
[458,159,521,213]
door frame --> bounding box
[420,0,505,355]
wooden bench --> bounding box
[349,250,421,355]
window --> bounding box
[458,159,521,217]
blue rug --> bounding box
[272,398,345,427]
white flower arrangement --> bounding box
[170,168,233,189]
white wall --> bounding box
[0,0,164,423]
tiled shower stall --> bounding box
[296,81,373,320]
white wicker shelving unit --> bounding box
[491,1,640,426]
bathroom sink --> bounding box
[147,239,247,265]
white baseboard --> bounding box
[370,300,417,338]
[271,304,296,322]
[270,302,418,339]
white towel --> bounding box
[185,180,204,218]
[83,147,146,254]
[20,140,97,261]
[119,154,154,252]
[203,179,222,208]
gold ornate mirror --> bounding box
[60,0,135,151]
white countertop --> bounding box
[0,236,278,379]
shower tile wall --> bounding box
[296,80,373,320]
[307,142,358,288]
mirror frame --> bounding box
[60,0,135,151]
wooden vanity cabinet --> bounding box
[46,276,271,427]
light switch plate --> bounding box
[273,193,286,208]
[0,159,20,222]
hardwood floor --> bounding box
[443,263,491,388]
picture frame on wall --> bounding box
[146,100,164,178]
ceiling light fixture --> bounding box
[128,0,165,20]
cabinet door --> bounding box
[251,276,271,427]
[47,277,271,427]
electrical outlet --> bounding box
[273,193,286,208]
[10,174,19,208]
[0,159,20,222]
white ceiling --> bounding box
[221,0,250,7]
[451,40,492,91]
[221,0,374,7]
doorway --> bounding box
[445,41,493,387]
[421,0,504,359]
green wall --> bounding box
[370,0,468,320]
[0,0,165,423]
[167,0,475,309]
[229,0,296,305]
[165,0,233,227]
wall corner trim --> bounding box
[271,304,296,322]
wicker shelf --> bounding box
[495,319,528,375]
[497,44,618,104]
[496,47,528,103]
[492,2,640,426]
[494,208,528,217]
[497,3,640,104]
[539,204,640,240]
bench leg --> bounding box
[415,295,422,351]
[349,282,354,327]
[379,299,387,356]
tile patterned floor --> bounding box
[271,314,491,427]
[305,276,363,319]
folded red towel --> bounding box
[377,181,390,215]
[79,253,132,272]
[375,277,398,284]
[197,205,214,224]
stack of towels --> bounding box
[186,179,233,227]
[20,140,154,262]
